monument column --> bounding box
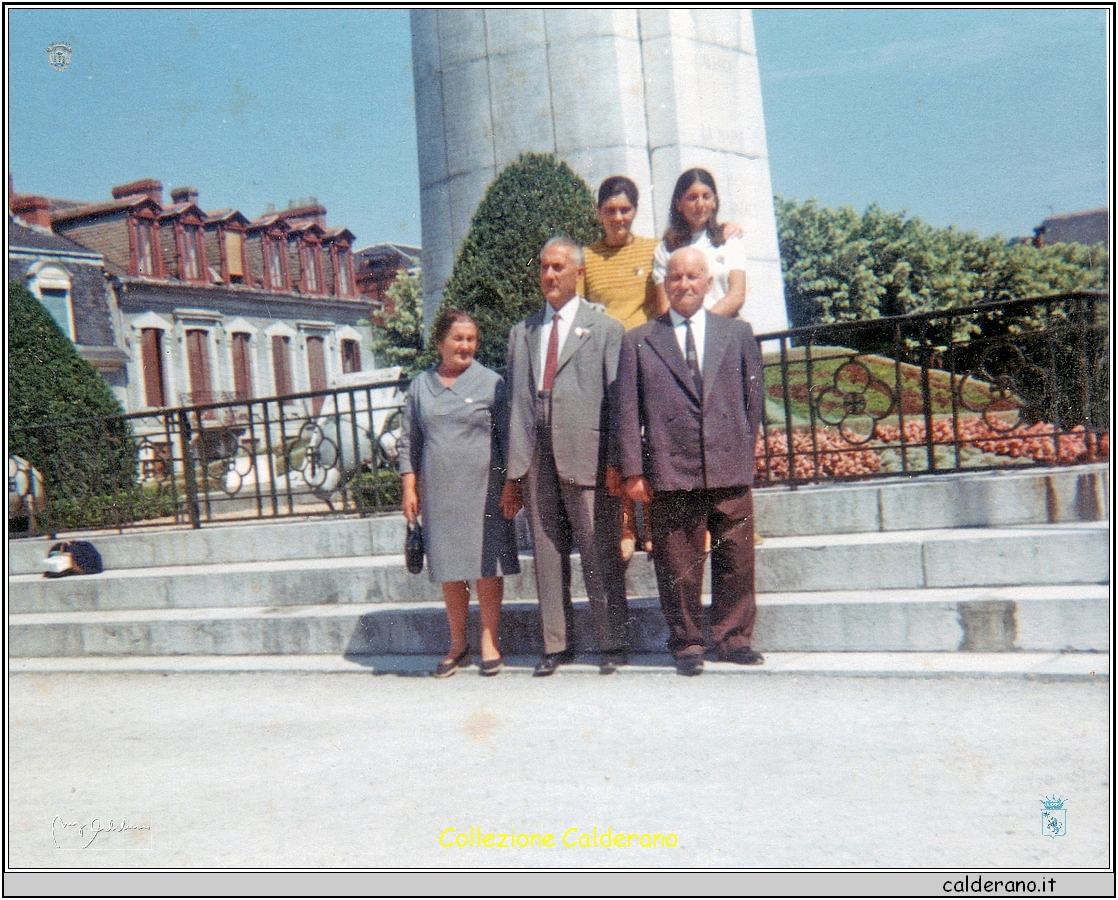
[411,8,788,335]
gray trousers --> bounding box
[523,431,628,656]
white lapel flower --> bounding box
[574,327,588,338]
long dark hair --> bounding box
[664,168,725,251]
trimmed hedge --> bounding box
[8,281,136,522]
[437,153,600,369]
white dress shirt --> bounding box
[669,305,707,373]
[537,295,581,391]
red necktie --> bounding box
[542,313,560,391]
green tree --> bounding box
[370,262,425,377]
[774,198,1108,429]
[439,152,600,368]
[8,281,137,523]
[775,196,1109,332]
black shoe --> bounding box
[432,646,470,678]
[720,647,764,666]
[533,649,574,677]
[675,655,704,676]
[479,656,503,677]
[599,650,629,675]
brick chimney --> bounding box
[10,194,53,229]
[170,186,199,206]
[112,178,163,205]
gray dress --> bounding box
[397,361,521,583]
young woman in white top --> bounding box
[652,168,748,319]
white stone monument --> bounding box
[411,8,788,335]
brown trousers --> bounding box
[649,486,757,657]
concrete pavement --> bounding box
[7,665,1110,868]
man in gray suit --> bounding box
[615,247,765,675]
[500,236,629,676]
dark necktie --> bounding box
[542,313,561,391]
[684,318,702,395]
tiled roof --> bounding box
[1038,209,1108,246]
[205,209,250,224]
[8,218,102,256]
[51,194,155,224]
[157,202,193,218]
[285,220,325,235]
[355,242,421,264]
[247,213,289,230]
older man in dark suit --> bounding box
[615,246,765,675]
[501,236,629,676]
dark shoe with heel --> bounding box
[433,646,470,678]
[479,656,503,677]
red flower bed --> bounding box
[876,419,1108,465]
[755,419,1108,483]
[756,428,882,480]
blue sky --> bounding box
[6,8,1110,249]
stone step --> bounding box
[6,514,406,577]
[7,464,1108,576]
[8,523,1108,615]
[8,585,1109,658]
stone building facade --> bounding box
[33,178,372,418]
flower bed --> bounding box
[755,419,1107,484]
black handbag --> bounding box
[405,521,425,574]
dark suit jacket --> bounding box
[615,312,764,491]
[505,298,624,487]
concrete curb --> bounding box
[8,651,1108,679]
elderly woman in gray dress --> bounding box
[398,309,520,677]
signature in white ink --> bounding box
[52,815,151,849]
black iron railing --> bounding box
[753,290,1108,484]
[7,291,1109,534]
[9,374,409,534]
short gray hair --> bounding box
[541,235,584,267]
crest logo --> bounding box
[1040,795,1066,838]
[47,41,73,72]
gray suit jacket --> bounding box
[505,298,624,487]
[615,312,764,491]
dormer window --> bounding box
[180,224,204,281]
[264,234,289,291]
[268,242,284,288]
[325,232,358,298]
[300,240,323,294]
[134,218,156,275]
[335,247,353,297]
[225,231,247,284]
